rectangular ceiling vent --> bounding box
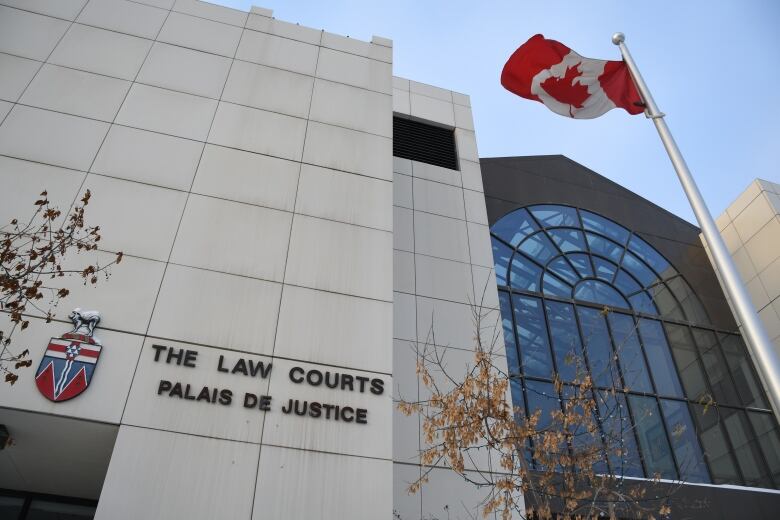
[393,116,459,171]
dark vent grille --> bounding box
[393,116,459,171]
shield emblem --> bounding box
[35,329,102,402]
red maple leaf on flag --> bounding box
[540,62,590,110]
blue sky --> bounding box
[215,0,780,224]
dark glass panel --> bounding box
[614,269,641,295]
[621,252,659,286]
[692,329,739,406]
[561,384,609,474]
[596,390,644,477]
[691,403,741,484]
[580,210,630,245]
[628,235,676,279]
[659,399,710,483]
[638,319,684,397]
[545,301,585,383]
[529,204,579,228]
[665,324,710,402]
[567,252,593,277]
[513,296,555,379]
[510,378,526,422]
[577,306,620,388]
[525,379,564,470]
[574,280,630,309]
[27,500,97,520]
[722,407,771,487]
[591,257,618,282]
[492,236,512,287]
[0,496,24,520]
[509,253,542,292]
[667,276,710,325]
[720,334,769,409]
[518,231,558,264]
[548,228,587,253]
[608,313,653,393]
[585,233,624,262]
[499,291,520,377]
[542,272,572,299]
[748,411,780,487]
[649,284,686,321]
[628,291,658,315]
[547,256,580,285]
[524,380,559,420]
[492,208,538,247]
[628,395,677,479]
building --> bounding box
[0,1,778,519]
[710,179,780,355]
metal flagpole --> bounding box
[611,32,780,419]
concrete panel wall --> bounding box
[0,1,394,517]
[391,77,511,519]
[711,179,780,356]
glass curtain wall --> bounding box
[492,204,780,488]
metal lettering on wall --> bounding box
[151,345,384,425]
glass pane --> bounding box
[649,283,686,321]
[596,390,644,477]
[629,291,658,315]
[614,269,641,295]
[542,272,572,299]
[574,280,630,309]
[513,296,555,379]
[492,208,538,247]
[577,306,620,388]
[665,324,710,402]
[567,252,593,277]
[518,231,558,264]
[627,235,676,279]
[548,228,587,253]
[691,403,741,484]
[580,210,630,245]
[660,399,710,483]
[510,378,526,423]
[545,301,585,383]
[525,379,564,470]
[628,395,677,479]
[499,291,520,377]
[525,379,560,430]
[547,256,580,285]
[529,204,579,228]
[585,233,624,262]
[667,276,710,325]
[592,257,618,282]
[621,252,659,286]
[748,411,780,487]
[639,319,684,397]
[0,495,24,520]
[608,313,653,393]
[509,253,542,292]
[560,384,609,474]
[693,329,739,406]
[722,407,771,487]
[491,236,512,287]
[720,334,769,409]
[27,500,97,520]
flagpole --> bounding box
[612,32,780,419]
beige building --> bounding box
[710,179,780,354]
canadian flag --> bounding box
[501,34,645,119]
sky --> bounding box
[214,0,780,224]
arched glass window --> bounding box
[493,204,780,489]
[492,204,709,324]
